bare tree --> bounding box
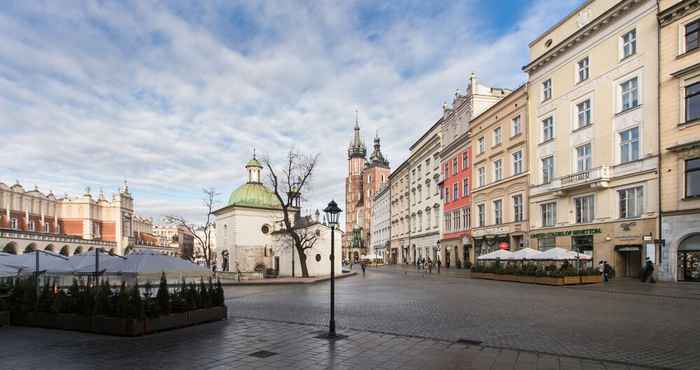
[164,188,219,268]
[263,150,319,277]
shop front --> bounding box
[440,233,470,268]
[678,234,700,282]
[472,226,511,259]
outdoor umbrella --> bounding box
[534,247,589,261]
[69,249,126,273]
[102,251,211,275]
[477,249,513,260]
[509,248,542,260]
[0,250,74,273]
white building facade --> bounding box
[370,183,391,260]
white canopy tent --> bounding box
[534,247,593,261]
[98,251,212,284]
[69,249,126,273]
[0,263,20,278]
[477,249,513,261]
[508,248,543,260]
[0,250,73,274]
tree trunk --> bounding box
[296,247,309,277]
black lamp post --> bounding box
[323,200,342,338]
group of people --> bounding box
[598,258,656,283]
[416,257,441,274]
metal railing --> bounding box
[0,229,116,246]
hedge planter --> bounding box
[11,306,227,336]
[471,273,601,286]
[0,311,9,327]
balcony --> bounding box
[531,166,610,197]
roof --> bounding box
[245,158,263,168]
[227,182,281,209]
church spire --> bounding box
[369,131,389,168]
[348,111,367,159]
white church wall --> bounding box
[277,224,343,277]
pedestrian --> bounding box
[598,260,604,276]
[603,261,611,282]
[361,262,366,277]
[644,258,655,283]
[416,258,420,271]
[437,259,441,273]
[428,258,433,274]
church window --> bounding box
[261,225,270,234]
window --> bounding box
[576,144,592,172]
[541,202,556,227]
[620,77,639,111]
[686,81,700,122]
[575,195,595,223]
[686,20,699,53]
[539,237,556,251]
[453,159,458,175]
[417,186,422,202]
[513,194,523,222]
[576,99,591,128]
[426,182,431,199]
[577,57,589,82]
[622,29,636,58]
[445,213,451,232]
[444,164,449,178]
[10,217,18,229]
[513,151,523,175]
[477,204,485,227]
[478,137,485,154]
[462,152,469,170]
[687,158,700,198]
[542,79,552,101]
[494,200,502,224]
[494,160,502,181]
[478,167,486,187]
[368,175,371,184]
[463,208,470,229]
[620,127,640,163]
[28,220,35,232]
[462,177,469,197]
[493,127,502,146]
[512,115,522,136]
[453,210,460,230]
[425,158,430,169]
[444,187,449,203]
[417,165,422,177]
[542,156,554,184]
[44,223,50,233]
[453,183,459,200]
[619,186,643,218]
[426,209,431,228]
[542,116,554,141]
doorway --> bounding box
[679,251,700,281]
[617,246,641,278]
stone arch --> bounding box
[3,242,18,255]
[108,248,116,255]
[45,244,56,252]
[60,245,70,256]
[73,246,84,255]
[24,243,37,254]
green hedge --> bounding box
[7,272,225,320]
[472,262,599,277]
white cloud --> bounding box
[0,0,581,224]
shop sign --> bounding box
[531,228,601,239]
[472,226,510,237]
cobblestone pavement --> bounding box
[223,267,700,369]
[1,317,656,370]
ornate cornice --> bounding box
[523,0,645,74]
[659,0,700,27]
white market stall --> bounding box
[98,251,212,285]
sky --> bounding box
[0,0,583,225]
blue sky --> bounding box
[0,0,582,224]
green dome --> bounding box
[227,182,281,209]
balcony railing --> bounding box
[0,229,117,246]
[559,166,610,189]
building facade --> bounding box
[343,119,390,261]
[408,120,442,263]
[524,0,660,278]
[370,182,391,261]
[470,85,529,259]
[439,73,510,267]
[658,0,700,281]
[389,159,411,264]
[0,181,139,256]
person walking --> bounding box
[644,258,655,283]
[361,261,366,277]
[437,259,441,274]
[603,261,612,282]
[428,258,433,274]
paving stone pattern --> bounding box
[1,318,656,370]
[223,267,700,369]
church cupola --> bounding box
[245,152,263,184]
[369,132,389,168]
[347,114,367,159]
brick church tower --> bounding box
[343,116,390,261]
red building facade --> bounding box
[440,137,471,267]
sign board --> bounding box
[472,226,510,237]
[531,228,601,239]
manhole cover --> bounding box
[249,350,277,358]
[456,338,482,346]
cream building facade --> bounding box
[470,85,530,258]
[658,0,700,281]
[524,0,660,278]
[370,182,391,261]
[408,120,442,263]
[389,159,410,264]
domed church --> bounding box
[213,155,342,278]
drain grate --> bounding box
[456,338,482,346]
[249,350,277,358]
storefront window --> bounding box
[539,237,555,251]
[572,235,593,255]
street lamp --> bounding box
[323,200,342,338]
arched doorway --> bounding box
[108,248,116,255]
[24,243,37,254]
[3,242,18,255]
[60,245,70,256]
[679,234,700,282]
[74,246,83,255]
[45,244,56,253]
